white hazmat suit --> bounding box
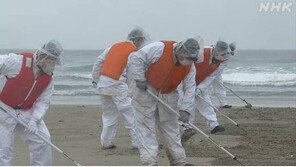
[129,41,196,165]
[193,46,230,131]
[210,72,228,107]
[92,43,138,149]
[0,53,53,165]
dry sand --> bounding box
[11,105,296,166]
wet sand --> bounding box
[12,105,296,165]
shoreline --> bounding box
[50,93,296,108]
[49,104,296,109]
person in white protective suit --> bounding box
[209,42,234,108]
[191,40,236,135]
[0,40,64,165]
[210,41,237,109]
[129,38,202,165]
[91,27,150,149]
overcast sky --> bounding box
[0,0,295,50]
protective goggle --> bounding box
[131,37,145,42]
[180,46,198,62]
[218,52,230,57]
[35,49,63,65]
[37,53,58,63]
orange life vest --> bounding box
[0,53,52,110]
[100,41,137,80]
[195,47,223,84]
[146,41,192,94]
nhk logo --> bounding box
[259,1,293,12]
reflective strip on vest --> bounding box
[146,41,192,94]
[100,41,137,80]
[0,53,52,110]
[195,47,222,84]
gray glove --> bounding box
[27,117,39,134]
[179,110,190,123]
[135,80,148,91]
[195,88,202,96]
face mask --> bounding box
[179,58,192,66]
[36,57,56,75]
[42,63,55,75]
[132,37,145,48]
[175,50,193,66]
[214,52,230,61]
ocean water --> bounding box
[0,49,295,107]
[220,50,296,107]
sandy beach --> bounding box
[11,105,296,166]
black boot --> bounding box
[184,163,195,166]
[211,126,225,134]
[221,105,232,108]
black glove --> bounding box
[179,110,190,123]
[92,81,97,87]
[135,80,148,91]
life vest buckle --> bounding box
[14,103,23,110]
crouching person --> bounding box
[129,38,201,165]
[0,40,64,165]
[194,40,236,134]
[92,27,150,149]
